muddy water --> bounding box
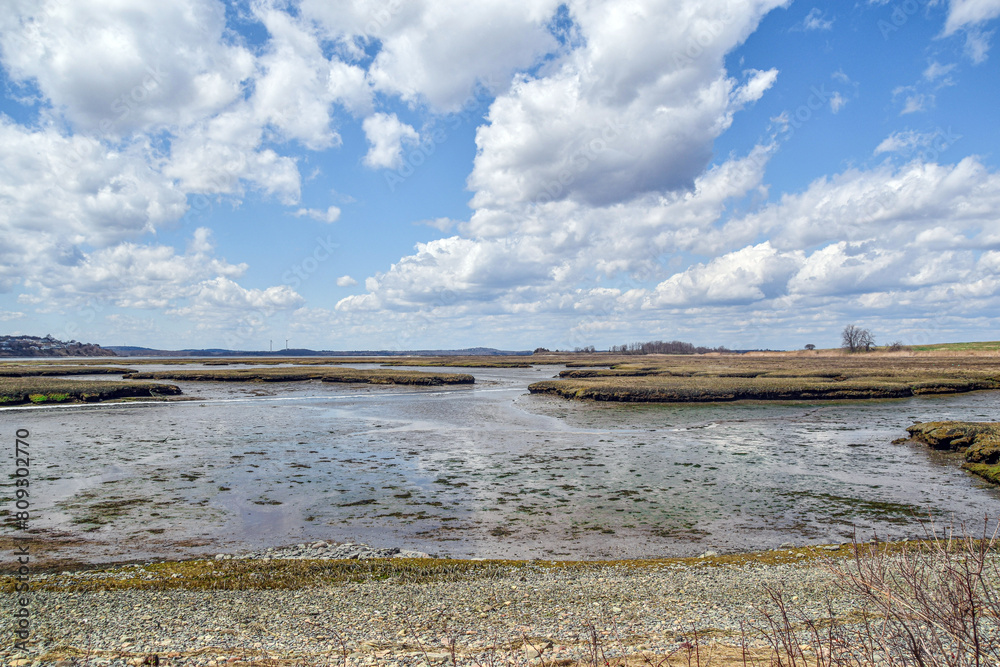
[2,364,999,563]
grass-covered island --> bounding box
[905,421,1000,485]
[529,353,1000,402]
[0,377,181,405]
[123,366,475,385]
[0,365,136,376]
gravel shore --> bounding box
[3,543,864,667]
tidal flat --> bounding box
[2,361,999,567]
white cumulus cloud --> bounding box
[294,206,342,223]
[362,113,420,169]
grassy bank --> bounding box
[907,340,1000,353]
[905,421,1000,485]
[529,354,1000,403]
[0,538,933,592]
[0,365,136,376]
[379,358,533,368]
[123,367,475,385]
[0,377,182,405]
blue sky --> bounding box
[1,0,999,351]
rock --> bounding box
[524,641,552,659]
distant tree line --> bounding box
[609,340,730,355]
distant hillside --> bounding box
[0,335,117,357]
[108,346,532,357]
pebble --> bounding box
[6,548,953,667]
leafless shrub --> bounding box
[742,517,1000,666]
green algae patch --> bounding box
[0,377,182,405]
[28,392,71,403]
[963,462,1000,485]
[123,367,474,386]
[12,558,531,592]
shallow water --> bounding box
[3,364,999,562]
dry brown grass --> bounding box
[0,365,136,376]
[122,367,475,385]
[530,354,1000,404]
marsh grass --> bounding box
[0,377,181,405]
[904,421,1000,487]
[0,365,137,376]
[122,367,475,385]
[531,355,1000,404]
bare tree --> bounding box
[842,324,875,353]
[859,328,875,352]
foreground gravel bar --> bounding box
[1,543,872,667]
